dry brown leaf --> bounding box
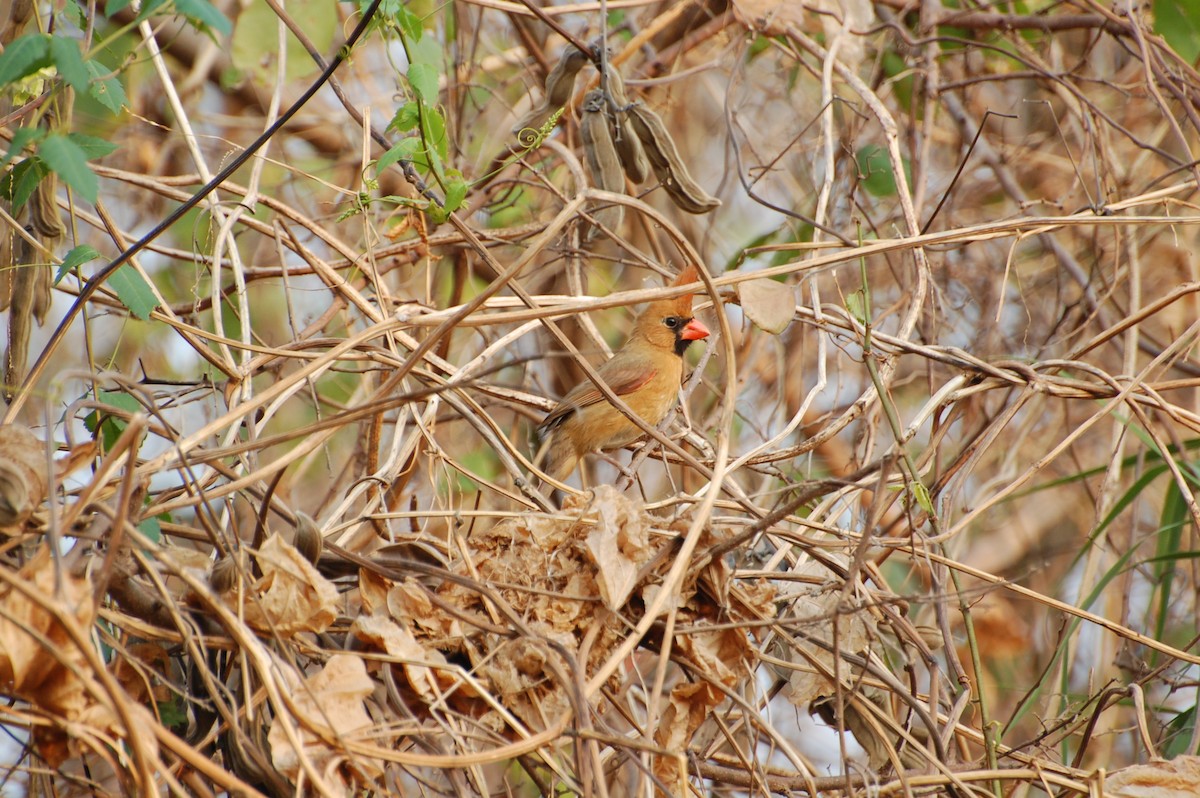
[268,653,381,793]
[653,681,724,785]
[585,485,653,608]
[359,567,391,616]
[233,533,339,635]
[0,546,159,766]
[781,562,877,706]
[351,612,449,702]
[730,0,805,35]
[675,625,751,689]
[1106,756,1200,798]
[738,278,796,335]
[0,423,47,531]
[732,0,873,65]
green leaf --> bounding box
[396,5,424,43]
[422,105,447,163]
[407,63,439,105]
[2,126,44,167]
[138,515,163,544]
[232,0,336,83]
[1154,0,1200,63]
[444,172,467,213]
[857,145,899,198]
[49,36,89,92]
[39,133,99,203]
[377,137,421,174]
[84,390,143,452]
[0,159,48,211]
[86,60,126,114]
[68,133,119,160]
[108,264,159,320]
[0,34,52,87]
[56,244,103,283]
[408,35,440,68]
[106,0,135,14]
[388,101,421,133]
[133,0,170,24]
[176,0,233,36]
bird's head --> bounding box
[634,265,710,356]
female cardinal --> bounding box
[537,266,710,481]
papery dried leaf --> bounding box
[675,625,750,689]
[1106,756,1200,798]
[653,681,723,786]
[781,561,877,706]
[0,547,93,703]
[233,533,339,635]
[730,0,805,34]
[267,653,381,793]
[585,485,652,609]
[351,612,447,702]
[0,546,158,768]
[738,277,795,334]
[359,567,392,616]
[0,423,47,530]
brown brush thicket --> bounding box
[1,0,1200,794]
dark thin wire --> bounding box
[5,0,387,420]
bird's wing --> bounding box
[539,356,658,432]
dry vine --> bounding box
[1,0,1199,795]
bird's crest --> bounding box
[670,265,702,316]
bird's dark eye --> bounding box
[663,316,680,329]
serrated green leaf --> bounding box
[407,63,439,105]
[0,159,48,211]
[49,36,89,92]
[377,137,421,174]
[0,34,52,87]
[39,134,98,202]
[389,101,420,133]
[85,60,126,114]
[108,264,159,320]
[68,133,119,160]
[408,35,440,67]
[422,105,447,163]
[2,126,44,168]
[56,244,102,283]
[134,0,170,24]
[176,0,233,36]
[396,6,423,43]
[444,174,467,212]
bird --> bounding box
[536,266,710,482]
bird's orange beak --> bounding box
[680,318,710,341]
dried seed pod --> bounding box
[512,46,590,147]
[209,555,238,594]
[628,103,721,214]
[293,511,324,565]
[30,174,64,242]
[580,89,625,238]
[3,231,33,402]
[0,424,44,531]
[600,65,649,184]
